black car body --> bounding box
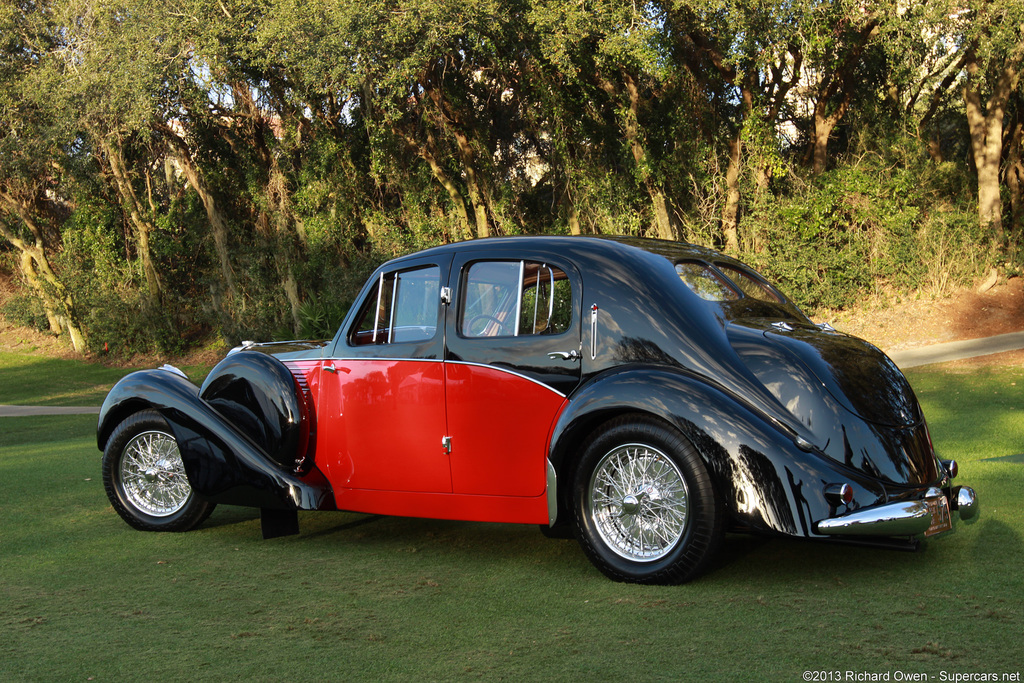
[97,236,978,583]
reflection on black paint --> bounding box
[613,336,683,367]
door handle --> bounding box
[548,350,580,361]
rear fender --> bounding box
[550,367,888,537]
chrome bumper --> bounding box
[815,486,978,537]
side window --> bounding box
[460,261,572,338]
[349,266,440,345]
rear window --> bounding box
[716,264,783,303]
[675,262,739,302]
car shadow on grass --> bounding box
[188,503,1009,587]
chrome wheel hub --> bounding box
[588,444,689,562]
[119,430,191,517]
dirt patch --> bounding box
[822,276,1024,355]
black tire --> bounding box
[102,410,216,532]
[572,415,723,584]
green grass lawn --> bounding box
[0,351,215,406]
[0,352,134,406]
[1,360,1021,681]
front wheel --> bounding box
[102,410,215,531]
[573,415,723,584]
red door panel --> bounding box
[317,359,450,493]
[445,361,567,497]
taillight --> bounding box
[824,483,854,506]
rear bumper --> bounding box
[815,486,978,538]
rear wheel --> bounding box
[573,415,723,584]
[102,410,215,531]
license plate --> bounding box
[923,494,953,537]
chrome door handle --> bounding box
[324,363,337,373]
[548,350,580,361]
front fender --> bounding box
[97,368,334,511]
[549,366,888,538]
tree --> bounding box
[962,21,1024,243]
[665,0,804,251]
[889,0,1024,242]
[531,0,698,240]
[0,0,87,351]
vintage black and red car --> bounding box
[97,236,978,583]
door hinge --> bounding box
[442,436,452,454]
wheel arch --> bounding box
[97,369,202,452]
[549,368,730,496]
[548,366,842,538]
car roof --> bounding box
[384,234,735,269]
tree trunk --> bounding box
[257,166,306,336]
[721,134,742,254]
[0,194,87,352]
[607,73,678,240]
[963,48,1021,243]
[803,20,879,174]
[19,251,64,335]
[165,134,238,301]
[401,131,473,240]
[567,201,582,235]
[1007,118,1024,237]
[808,100,847,174]
[449,128,491,238]
[99,135,162,309]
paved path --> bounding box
[887,330,1024,369]
[0,405,101,417]
[2,332,1024,417]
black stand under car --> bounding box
[98,236,979,584]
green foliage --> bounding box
[743,142,988,310]
[297,294,345,341]
[1,292,49,332]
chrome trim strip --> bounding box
[546,265,554,323]
[546,458,558,526]
[387,272,398,344]
[373,272,384,343]
[158,364,189,380]
[531,264,541,331]
[326,356,446,364]
[514,260,524,337]
[590,304,598,360]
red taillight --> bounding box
[825,483,854,506]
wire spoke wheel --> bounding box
[119,430,192,517]
[102,410,215,532]
[573,416,722,584]
[588,443,689,562]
